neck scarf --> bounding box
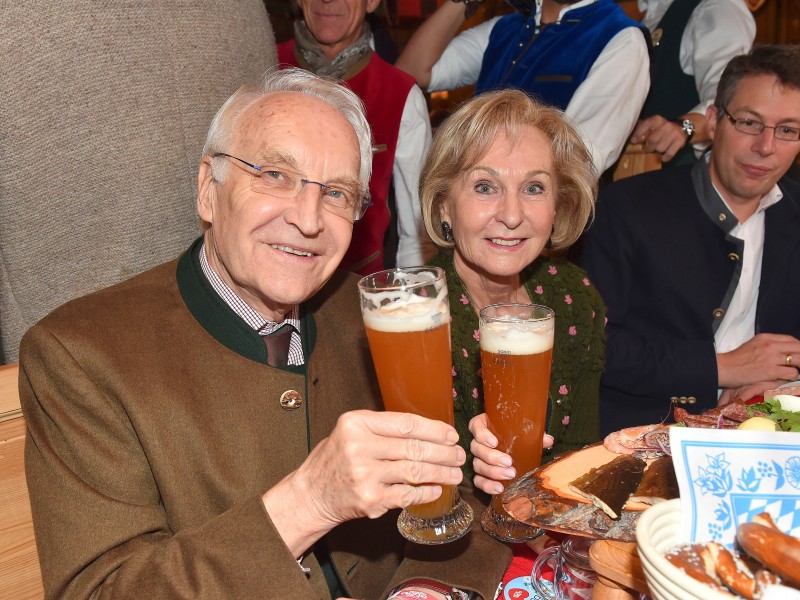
[293,20,372,79]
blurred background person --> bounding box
[629,0,756,165]
[395,0,650,175]
[419,89,606,484]
[279,0,436,274]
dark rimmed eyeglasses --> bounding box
[720,106,800,142]
[212,153,371,222]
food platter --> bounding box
[502,443,655,542]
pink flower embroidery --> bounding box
[562,415,570,426]
[535,285,544,295]
[452,366,457,377]
[568,326,577,336]
[462,348,468,358]
[548,265,557,275]
[472,388,479,399]
[460,294,469,305]
[473,329,480,342]
[564,294,572,305]
[592,310,596,318]
[604,316,609,325]
[452,388,457,398]
[583,277,590,286]
[559,384,569,395]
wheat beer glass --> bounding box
[358,267,473,544]
[479,303,555,542]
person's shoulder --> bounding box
[526,256,605,312]
[30,258,180,338]
[276,39,295,64]
[599,166,694,206]
[778,167,800,200]
[306,269,362,316]
[367,52,416,87]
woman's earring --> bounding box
[441,221,454,243]
[545,225,555,250]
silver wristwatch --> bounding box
[678,118,695,142]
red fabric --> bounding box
[278,41,415,274]
[502,543,541,588]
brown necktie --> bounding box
[263,324,294,368]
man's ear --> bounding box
[197,157,216,225]
[366,0,381,15]
[706,105,719,144]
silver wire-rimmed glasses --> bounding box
[720,107,800,141]
[212,152,372,222]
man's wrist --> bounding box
[449,0,483,19]
[674,118,696,144]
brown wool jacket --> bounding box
[19,238,510,600]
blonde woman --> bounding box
[420,89,606,493]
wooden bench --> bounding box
[0,363,44,599]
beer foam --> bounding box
[362,294,449,332]
[479,320,554,355]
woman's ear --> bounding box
[439,199,451,225]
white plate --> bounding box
[636,499,736,600]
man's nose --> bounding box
[753,127,777,155]
[288,184,325,233]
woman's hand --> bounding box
[469,413,553,495]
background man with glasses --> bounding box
[580,45,800,434]
[19,68,508,599]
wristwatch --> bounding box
[450,0,483,19]
[677,118,695,142]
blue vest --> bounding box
[475,0,646,109]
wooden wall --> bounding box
[753,0,800,43]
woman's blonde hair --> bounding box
[420,89,597,252]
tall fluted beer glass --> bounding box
[479,303,554,542]
[358,267,473,544]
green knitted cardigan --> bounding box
[428,252,606,480]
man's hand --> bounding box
[717,333,800,389]
[629,115,688,163]
[468,413,553,495]
[263,410,465,556]
[719,379,786,406]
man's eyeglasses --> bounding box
[213,153,371,222]
[720,106,800,142]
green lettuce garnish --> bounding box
[747,398,800,432]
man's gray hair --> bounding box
[203,67,373,192]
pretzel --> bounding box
[737,516,800,588]
[708,542,756,599]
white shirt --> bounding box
[428,0,651,174]
[714,185,783,354]
[638,0,755,116]
[369,37,437,267]
[395,84,437,267]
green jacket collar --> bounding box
[176,237,316,370]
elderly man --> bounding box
[20,69,509,600]
[278,0,434,275]
[395,0,650,175]
[581,46,800,435]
